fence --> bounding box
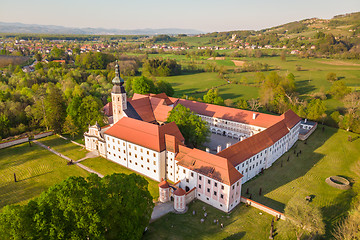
[240,197,286,220]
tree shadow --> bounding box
[223,232,246,240]
[321,188,357,237]
[295,79,316,95]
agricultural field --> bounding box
[242,125,360,237]
[153,55,360,113]
[0,143,89,208]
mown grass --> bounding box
[37,135,87,160]
[242,125,360,237]
[0,143,89,208]
[143,201,279,240]
[80,157,159,200]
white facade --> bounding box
[112,92,127,124]
[105,134,165,182]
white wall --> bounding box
[105,134,165,182]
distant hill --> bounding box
[0,22,203,35]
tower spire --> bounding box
[112,60,124,85]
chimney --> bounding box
[217,145,222,153]
[226,142,231,148]
[253,113,256,120]
[206,148,210,153]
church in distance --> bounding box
[84,63,302,213]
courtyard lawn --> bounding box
[143,201,278,240]
[80,157,159,200]
[242,125,360,237]
[38,135,87,161]
[0,143,89,208]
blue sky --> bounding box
[1,0,359,32]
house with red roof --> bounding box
[84,62,302,212]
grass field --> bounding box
[38,135,87,160]
[242,125,360,237]
[80,157,160,200]
[0,143,89,208]
[143,201,278,240]
[152,55,360,113]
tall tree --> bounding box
[78,95,104,130]
[155,80,174,96]
[132,76,156,95]
[203,88,224,105]
[167,104,210,147]
[45,84,66,133]
[279,198,325,240]
[0,173,154,240]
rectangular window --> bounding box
[220,194,224,199]
[191,172,194,177]
[214,182,217,187]
[221,185,224,190]
[208,180,210,184]
[153,161,156,165]
[207,188,210,193]
[186,179,189,183]
[214,191,217,196]
[199,176,202,180]
[183,169,186,174]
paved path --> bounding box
[150,201,174,222]
[33,140,104,178]
[75,151,99,163]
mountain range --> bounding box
[0,22,203,35]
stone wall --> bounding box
[0,131,54,149]
[299,123,317,141]
[0,137,29,149]
[33,131,54,139]
[185,187,196,204]
[240,197,286,220]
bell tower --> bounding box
[111,61,127,124]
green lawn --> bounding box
[0,143,89,208]
[143,201,279,240]
[38,135,87,160]
[80,157,159,200]
[156,72,226,98]
[242,125,360,237]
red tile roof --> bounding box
[281,109,302,129]
[217,119,291,167]
[175,99,281,128]
[159,180,170,188]
[173,187,186,196]
[104,117,184,152]
[176,145,243,185]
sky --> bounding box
[1,0,360,32]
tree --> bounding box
[132,76,156,95]
[0,173,154,240]
[203,88,224,105]
[327,72,338,81]
[307,99,326,122]
[328,80,351,100]
[45,85,66,133]
[236,98,249,110]
[167,104,210,147]
[279,198,325,240]
[63,115,79,138]
[78,95,104,130]
[155,80,174,96]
